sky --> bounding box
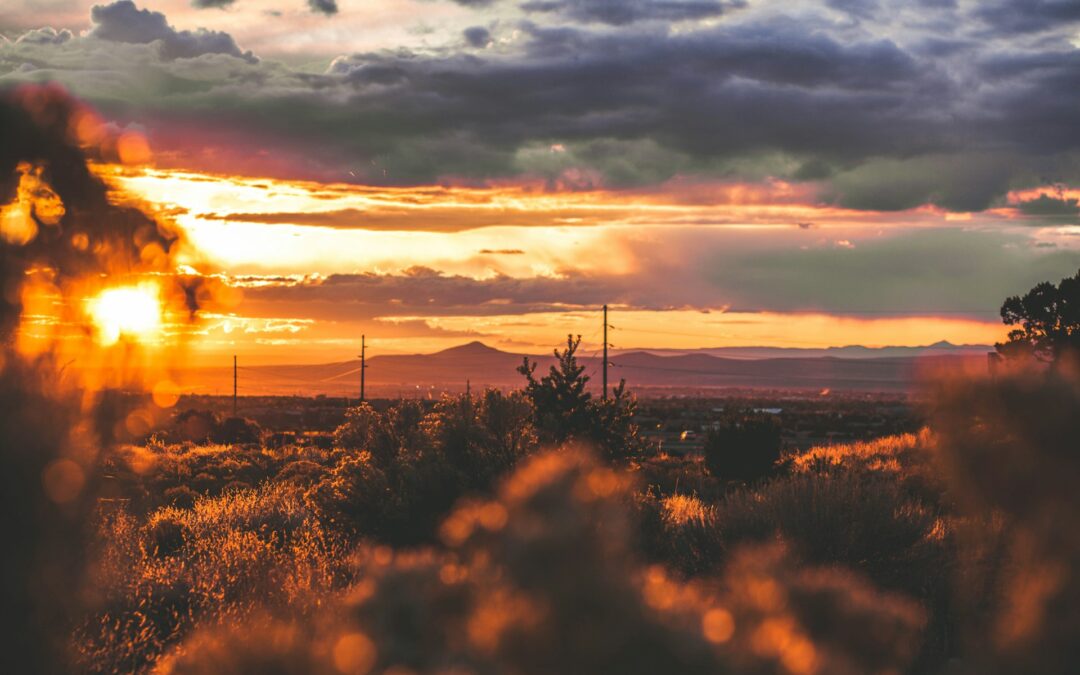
[2,0,1080,364]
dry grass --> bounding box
[74,483,353,673]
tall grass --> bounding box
[74,483,353,673]
[159,448,925,675]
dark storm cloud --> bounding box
[300,19,968,193]
[89,1,256,61]
[464,26,493,48]
[825,0,957,21]
[240,267,618,320]
[308,0,339,15]
[4,1,1080,211]
[975,0,1080,35]
[520,0,745,26]
[1017,194,1080,217]
[188,0,338,12]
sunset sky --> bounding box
[3,0,1080,364]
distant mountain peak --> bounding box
[434,341,504,357]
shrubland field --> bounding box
[5,342,1076,675]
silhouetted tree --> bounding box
[518,334,594,445]
[591,380,643,459]
[997,269,1080,363]
[518,335,641,457]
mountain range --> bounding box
[172,341,993,397]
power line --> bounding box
[610,360,919,384]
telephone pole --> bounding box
[232,355,237,416]
[602,304,609,400]
[359,335,367,403]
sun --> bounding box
[86,282,164,346]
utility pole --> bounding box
[232,355,237,417]
[603,304,609,400]
[359,335,367,403]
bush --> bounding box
[717,470,945,598]
[162,448,927,675]
[75,483,352,673]
[929,370,1080,673]
[703,415,784,482]
[314,393,537,544]
[635,492,723,577]
[212,417,263,445]
[163,485,198,509]
[791,430,946,506]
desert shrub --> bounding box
[704,415,784,483]
[306,451,400,541]
[74,483,352,673]
[717,470,946,598]
[792,429,945,505]
[929,369,1080,674]
[212,416,263,445]
[147,511,187,558]
[0,353,94,674]
[275,459,327,486]
[164,448,926,675]
[171,409,219,443]
[634,452,724,502]
[104,443,300,513]
[331,403,380,452]
[717,468,952,666]
[163,485,198,509]
[314,393,537,544]
[153,616,332,675]
[635,492,723,578]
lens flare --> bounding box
[86,283,163,346]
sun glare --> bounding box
[86,283,164,346]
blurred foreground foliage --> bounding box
[5,362,1079,674]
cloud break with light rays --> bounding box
[3,1,1080,364]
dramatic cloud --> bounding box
[2,1,1079,211]
[975,0,1080,35]
[15,28,73,45]
[464,26,493,48]
[89,0,256,62]
[229,228,1080,321]
[307,0,339,15]
[188,0,338,12]
[521,0,745,26]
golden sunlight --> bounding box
[85,282,164,346]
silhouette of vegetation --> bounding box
[311,390,537,544]
[997,268,1080,363]
[518,334,641,457]
[153,449,927,675]
[703,415,784,482]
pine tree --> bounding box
[518,334,594,445]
